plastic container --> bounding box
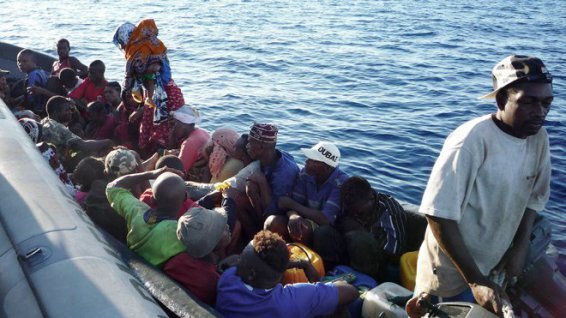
[362,282,412,318]
[282,243,325,285]
[400,251,418,291]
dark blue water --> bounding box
[3,0,565,271]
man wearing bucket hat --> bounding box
[410,55,553,316]
[272,141,348,244]
[167,105,210,174]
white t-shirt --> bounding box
[414,114,551,297]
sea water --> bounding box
[2,0,565,272]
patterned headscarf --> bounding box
[123,19,166,62]
[249,123,278,144]
[207,127,240,179]
[112,22,136,50]
[19,118,42,143]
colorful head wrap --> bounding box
[249,123,278,144]
[112,22,136,50]
[208,127,240,179]
[19,118,42,143]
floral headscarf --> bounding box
[112,22,136,51]
[207,128,240,179]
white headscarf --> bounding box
[171,106,202,125]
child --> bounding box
[16,49,49,114]
[104,81,122,112]
[72,156,105,206]
[113,19,169,119]
[51,38,88,78]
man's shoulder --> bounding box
[277,150,299,170]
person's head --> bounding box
[482,55,554,139]
[59,68,78,89]
[56,39,71,59]
[113,22,136,51]
[88,60,105,84]
[246,123,278,160]
[152,172,186,216]
[177,207,230,259]
[155,155,184,171]
[45,95,74,124]
[232,133,252,164]
[73,157,105,192]
[104,147,141,180]
[341,176,375,217]
[236,230,290,289]
[168,106,202,142]
[18,118,42,143]
[104,82,121,107]
[86,101,107,125]
[17,49,36,73]
[301,141,340,178]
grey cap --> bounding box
[177,207,227,258]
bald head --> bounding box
[152,172,185,213]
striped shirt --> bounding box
[367,191,407,255]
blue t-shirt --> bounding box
[291,167,349,224]
[26,68,49,112]
[262,150,299,215]
[216,267,339,318]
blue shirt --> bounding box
[216,267,339,318]
[262,150,299,215]
[26,68,49,112]
[292,167,349,224]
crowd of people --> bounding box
[0,18,558,317]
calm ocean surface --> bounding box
[2,1,565,272]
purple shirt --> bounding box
[216,267,339,318]
[26,68,49,112]
[292,167,349,224]
[262,150,299,215]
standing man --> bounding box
[411,55,553,315]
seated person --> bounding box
[106,166,187,267]
[274,141,349,244]
[51,39,88,78]
[163,207,231,306]
[40,96,112,171]
[72,156,105,206]
[68,60,108,110]
[113,90,141,152]
[228,123,299,240]
[0,69,15,106]
[189,127,244,183]
[59,68,83,95]
[139,155,197,219]
[18,117,76,196]
[332,176,419,280]
[215,230,359,318]
[167,106,210,174]
[85,101,118,140]
[15,49,49,114]
[104,81,122,112]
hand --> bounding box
[26,85,44,95]
[406,293,432,318]
[493,243,529,281]
[288,214,310,242]
[469,281,509,315]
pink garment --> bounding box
[208,128,239,180]
[179,127,210,173]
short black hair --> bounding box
[89,60,105,72]
[252,230,289,273]
[45,95,71,117]
[73,157,105,191]
[59,68,76,83]
[341,176,373,210]
[87,101,106,113]
[57,38,70,47]
[155,155,184,171]
[18,49,35,61]
[107,81,121,93]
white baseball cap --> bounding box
[301,141,340,168]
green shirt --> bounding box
[106,185,185,267]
